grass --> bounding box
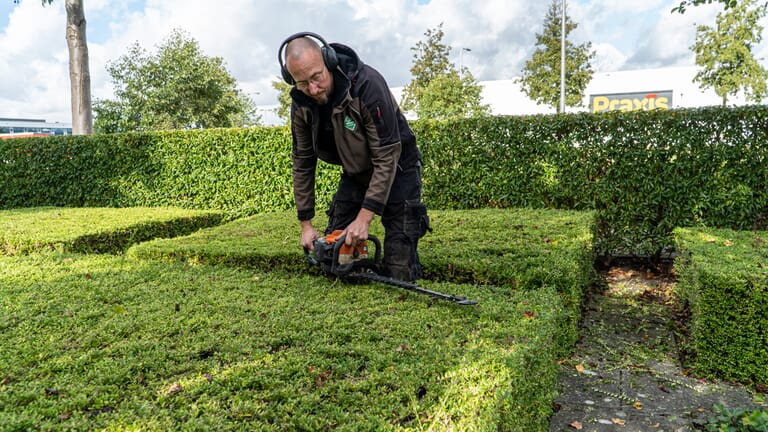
[0,207,595,431]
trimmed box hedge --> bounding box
[0,207,225,255]
[1,206,595,431]
[674,227,768,386]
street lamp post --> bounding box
[459,47,471,76]
[559,0,566,113]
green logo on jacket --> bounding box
[344,116,356,131]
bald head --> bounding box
[285,37,322,65]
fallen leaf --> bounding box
[523,311,535,318]
[633,401,643,410]
[724,240,733,246]
[316,370,332,388]
[575,364,585,373]
[612,418,626,425]
[166,383,183,395]
[569,421,583,430]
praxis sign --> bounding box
[590,90,673,113]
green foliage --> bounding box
[691,0,768,105]
[414,106,768,256]
[518,0,595,113]
[0,127,340,218]
[272,79,293,124]
[2,105,768,257]
[673,0,741,13]
[131,208,596,353]
[0,207,596,431]
[94,29,258,133]
[674,227,768,386]
[699,404,768,431]
[401,24,490,119]
[0,207,224,255]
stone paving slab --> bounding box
[549,267,763,432]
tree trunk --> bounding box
[65,0,93,135]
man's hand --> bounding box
[300,220,320,250]
[342,208,375,246]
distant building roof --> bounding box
[0,117,72,137]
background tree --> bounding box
[518,0,595,113]
[272,79,292,124]
[673,0,742,13]
[690,0,768,105]
[401,24,490,119]
[42,0,93,135]
[94,29,258,133]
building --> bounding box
[0,118,72,138]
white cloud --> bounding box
[1,0,767,123]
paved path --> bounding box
[549,267,762,432]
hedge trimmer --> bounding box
[304,230,477,305]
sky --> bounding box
[1,0,765,124]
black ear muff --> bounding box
[278,31,338,85]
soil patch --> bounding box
[549,265,765,431]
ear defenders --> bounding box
[278,32,339,85]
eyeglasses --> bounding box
[295,69,325,91]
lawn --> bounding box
[0,207,594,431]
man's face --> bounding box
[287,49,333,105]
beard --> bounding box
[311,91,329,105]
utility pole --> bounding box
[559,0,566,114]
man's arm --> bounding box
[300,219,320,250]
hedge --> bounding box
[674,227,767,386]
[1,105,766,257]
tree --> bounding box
[673,0,768,13]
[690,0,768,105]
[674,0,734,13]
[42,0,93,135]
[94,29,258,133]
[518,0,595,113]
[272,79,292,124]
[401,24,490,120]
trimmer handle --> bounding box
[303,246,319,266]
[330,234,382,275]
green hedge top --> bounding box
[674,227,768,280]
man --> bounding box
[278,32,429,281]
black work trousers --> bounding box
[324,166,430,281]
